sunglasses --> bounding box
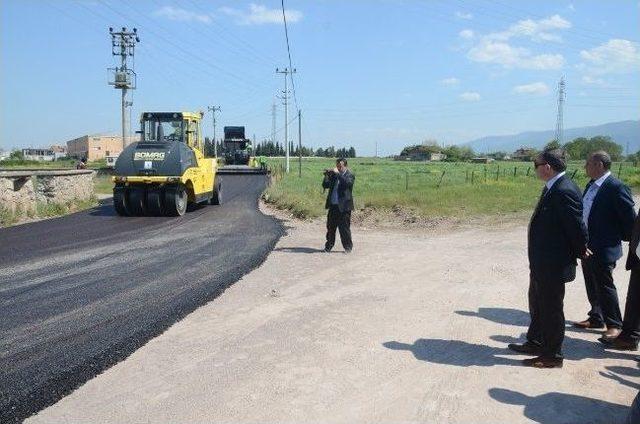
[534,162,548,168]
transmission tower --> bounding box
[276,67,296,173]
[207,106,221,157]
[554,76,566,145]
[108,27,140,150]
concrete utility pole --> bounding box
[298,109,302,178]
[108,27,140,151]
[271,101,277,144]
[276,67,296,173]
[554,76,566,145]
[207,106,221,157]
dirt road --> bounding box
[27,209,638,423]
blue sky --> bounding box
[1,0,639,156]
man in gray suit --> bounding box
[322,158,355,253]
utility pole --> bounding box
[375,141,378,158]
[276,67,296,172]
[207,105,221,157]
[271,102,277,144]
[108,27,139,151]
[554,76,565,145]
[298,109,302,178]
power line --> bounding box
[281,0,299,110]
[98,0,271,93]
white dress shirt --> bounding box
[545,171,566,191]
[582,171,611,227]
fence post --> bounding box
[405,171,409,190]
[484,166,487,182]
[471,170,475,184]
[496,165,500,181]
[618,163,623,177]
[526,167,531,176]
[514,166,517,177]
[465,170,469,183]
[437,170,446,188]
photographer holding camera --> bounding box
[322,158,355,253]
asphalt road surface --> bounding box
[0,175,284,423]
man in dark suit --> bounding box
[322,158,355,253]
[574,151,636,340]
[599,212,640,351]
[508,149,588,368]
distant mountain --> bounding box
[463,120,640,154]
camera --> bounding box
[323,168,335,176]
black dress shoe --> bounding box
[522,356,563,368]
[508,342,542,355]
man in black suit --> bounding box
[574,151,636,340]
[600,212,640,351]
[508,149,588,368]
[322,158,355,253]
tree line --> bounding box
[204,137,356,158]
[400,135,633,162]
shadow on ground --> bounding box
[274,247,342,254]
[490,334,636,362]
[489,388,630,424]
[456,307,611,334]
[382,339,521,367]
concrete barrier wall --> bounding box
[0,170,95,213]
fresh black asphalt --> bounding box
[0,175,284,423]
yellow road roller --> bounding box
[112,111,221,216]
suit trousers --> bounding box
[325,205,352,251]
[526,274,566,359]
[581,256,623,328]
[620,268,640,345]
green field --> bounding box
[0,158,107,169]
[263,158,640,219]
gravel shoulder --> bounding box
[28,204,639,423]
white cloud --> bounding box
[154,6,212,24]
[467,40,564,69]
[579,39,640,74]
[513,82,550,95]
[463,15,570,70]
[568,3,576,11]
[441,77,460,86]
[581,75,607,86]
[487,14,571,43]
[459,29,474,39]
[220,3,302,25]
[456,11,473,20]
[460,92,481,101]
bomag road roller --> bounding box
[112,111,221,216]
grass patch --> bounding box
[94,175,113,195]
[1,197,99,227]
[263,158,638,220]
